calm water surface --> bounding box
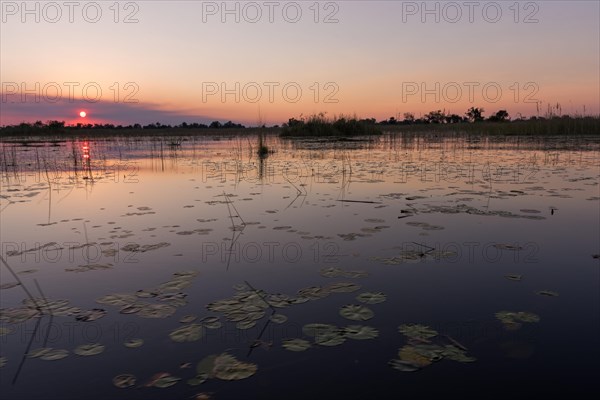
[1,133,599,398]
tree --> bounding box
[465,107,485,122]
[488,110,510,122]
[424,110,446,124]
[402,113,415,124]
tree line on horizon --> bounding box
[1,107,597,132]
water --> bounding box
[1,133,599,398]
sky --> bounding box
[1,0,599,126]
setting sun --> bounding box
[79,111,86,118]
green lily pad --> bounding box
[196,354,218,376]
[314,331,346,346]
[398,324,438,339]
[74,343,105,356]
[496,311,540,330]
[297,286,330,299]
[389,359,420,372]
[356,292,387,304]
[213,353,257,381]
[536,290,559,297]
[339,305,374,321]
[343,325,379,340]
[343,270,368,278]
[169,324,203,342]
[442,345,476,362]
[180,314,198,323]
[27,347,52,358]
[269,314,288,324]
[327,282,361,293]
[0,307,39,323]
[113,374,136,388]
[504,274,522,281]
[119,304,143,314]
[75,308,107,322]
[40,349,69,360]
[282,338,311,351]
[96,294,137,306]
[302,323,338,337]
[187,374,208,386]
[153,375,181,388]
[320,267,343,277]
[236,320,256,330]
[200,316,222,329]
[516,312,540,323]
[124,338,144,348]
[138,304,176,319]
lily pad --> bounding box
[356,292,387,304]
[113,374,136,388]
[327,282,361,293]
[536,290,559,297]
[302,323,338,337]
[138,304,176,319]
[196,354,218,376]
[339,305,374,321]
[170,324,203,342]
[496,311,540,329]
[74,343,105,356]
[314,331,346,347]
[180,314,198,323]
[504,274,522,281]
[398,345,434,367]
[200,316,222,329]
[213,353,257,381]
[187,374,208,386]
[389,359,420,372]
[40,349,69,360]
[96,294,137,306]
[27,347,53,358]
[124,338,144,348]
[343,325,379,340]
[236,320,256,330]
[269,314,288,324]
[442,345,476,362]
[75,308,107,322]
[282,338,311,351]
[153,375,181,388]
[398,324,438,339]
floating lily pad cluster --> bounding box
[65,263,114,273]
[186,353,257,385]
[320,267,368,278]
[0,298,100,325]
[496,311,540,330]
[96,270,199,319]
[282,322,379,351]
[371,248,456,265]
[390,324,476,372]
[205,282,362,330]
[406,221,445,231]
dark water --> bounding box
[1,133,599,399]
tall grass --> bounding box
[280,114,382,137]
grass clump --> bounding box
[280,113,382,137]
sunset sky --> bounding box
[1,0,599,126]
